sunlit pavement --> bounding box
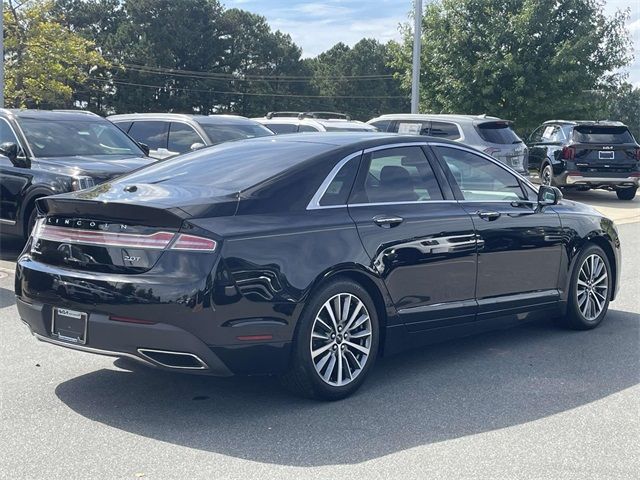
[0,212,638,479]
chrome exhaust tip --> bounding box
[137,348,208,370]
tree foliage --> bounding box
[3,0,108,108]
[390,0,633,133]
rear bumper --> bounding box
[560,172,640,187]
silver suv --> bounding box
[108,113,273,159]
[254,112,378,134]
[367,114,528,174]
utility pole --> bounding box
[0,0,4,108]
[410,0,422,114]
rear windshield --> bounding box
[476,122,522,144]
[573,125,634,144]
[200,122,273,144]
[117,139,332,191]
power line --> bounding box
[88,76,407,99]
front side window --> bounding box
[128,121,169,150]
[368,120,391,132]
[0,119,19,145]
[168,123,202,153]
[435,146,525,201]
[18,118,144,157]
[351,146,443,204]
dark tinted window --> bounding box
[430,121,461,140]
[168,123,202,153]
[435,146,525,201]
[0,119,18,144]
[368,120,391,132]
[19,119,143,157]
[200,123,272,144]
[263,123,298,134]
[119,140,334,192]
[298,124,319,132]
[351,146,443,203]
[476,122,522,144]
[394,121,430,135]
[319,157,360,206]
[573,125,634,144]
[112,121,132,133]
[128,121,168,150]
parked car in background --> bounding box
[108,113,274,159]
[254,111,378,134]
[527,120,640,200]
[16,133,619,400]
[0,109,153,240]
[367,114,529,175]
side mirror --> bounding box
[538,185,562,206]
[138,142,150,156]
[190,142,206,151]
[0,142,29,168]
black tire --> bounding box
[561,244,611,330]
[540,162,553,186]
[25,208,38,240]
[279,278,380,400]
[616,186,637,201]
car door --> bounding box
[347,144,478,331]
[167,122,206,156]
[127,121,170,159]
[0,118,32,227]
[432,144,563,321]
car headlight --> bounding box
[71,176,95,191]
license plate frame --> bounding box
[599,151,614,160]
[52,307,88,344]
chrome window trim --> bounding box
[306,150,363,210]
[349,200,458,208]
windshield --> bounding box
[118,139,333,192]
[200,123,273,145]
[19,118,144,157]
[476,122,522,144]
[573,125,635,144]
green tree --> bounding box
[390,0,632,133]
[3,0,108,108]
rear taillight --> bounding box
[483,147,500,157]
[562,146,575,160]
[35,224,175,249]
[635,148,640,160]
[170,234,217,252]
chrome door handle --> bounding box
[373,215,404,228]
[476,211,501,221]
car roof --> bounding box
[107,113,258,125]
[254,116,376,129]
[542,119,627,127]
[368,113,505,124]
[2,108,104,122]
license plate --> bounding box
[599,151,614,160]
[52,308,88,344]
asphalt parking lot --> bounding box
[1,195,638,480]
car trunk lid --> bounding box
[570,125,639,173]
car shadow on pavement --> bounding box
[55,310,639,467]
[0,237,25,262]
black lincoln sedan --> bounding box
[15,133,620,400]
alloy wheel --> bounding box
[576,253,608,321]
[309,293,372,387]
[541,165,552,186]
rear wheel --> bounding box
[279,279,379,400]
[615,186,637,201]
[541,163,553,186]
[25,208,38,240]
[561,245,611,330]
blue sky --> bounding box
[224,0,639,86]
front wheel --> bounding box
[561,245,611,330]
[279,279,379,400]
[616,186,637,201]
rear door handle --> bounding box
[373,215,404,228]
[476,210,501,221]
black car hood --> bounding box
[33,155,155,181]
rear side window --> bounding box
[265,123,298,134]
[573,126,634,144]
[128,121,168,150]
[298,124,319,132]
[396,121,430,135]
[318,157,360,206]
[476,122,522,144]
[429,121,461,140]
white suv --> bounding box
[367,113,528,174]
[254,112,378,134]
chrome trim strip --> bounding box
[566,176,639,185]
[0,218,17,225]
[306,150,363,210]
[33,332,156,367]
[137,348,208,370]
[348,200,458,207]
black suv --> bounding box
[527,120,640,200]
[0,109,153,239]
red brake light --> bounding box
[35,224,175,249]
[562,146,575,160]
[170,234,217,252]
[635,148,640,160]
